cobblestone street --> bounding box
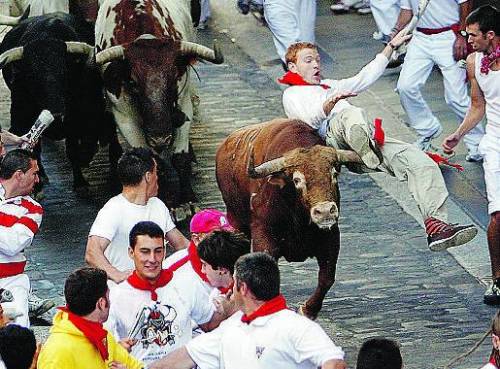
[1,1,499,368]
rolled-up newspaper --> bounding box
[20,110,55,150]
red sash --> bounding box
[0,261,26,278]
[241,294,288,324]
[58,307,109,361]
[127,269,173,301]
[278,71,330,90]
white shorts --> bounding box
[0,273,30,327]
[479,134,500,215]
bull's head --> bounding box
[248,145,362,229]
[0,40,94,119]
[96,35,223,152]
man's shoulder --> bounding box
[163,248,189,269]
[146,196,168,209]
[101,194,126,208]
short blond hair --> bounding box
[285,42,318,65]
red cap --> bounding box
[190,209,233,233]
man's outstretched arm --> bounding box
[149,347,195,369]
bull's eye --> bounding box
[293,177,301,185]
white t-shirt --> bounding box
[401,0,466,29]
[106,273,215,367]
[88,194,176,271]
[481,363,497,369]
[282,53,389,137]
[186,310,345,369]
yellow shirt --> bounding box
[38,311,143,369]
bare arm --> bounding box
[442,53,485,152]
[149,347,195,369]
[454,1,472,61]
[198,306,228,332]
[165,228,189,251]
[85,236,131,283]
[389,8,413,38]
[0,130,25,145]
[322,359,347,369]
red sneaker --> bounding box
[425,217,478,252]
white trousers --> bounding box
[396,31,485,150]
[370,0,400,36]
[200,0,210,23]
[479,134,500,214]
[0,273,30,327]
[263,0,316,62]
[326,107,449,222]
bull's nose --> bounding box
[310,201,338,229]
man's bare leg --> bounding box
[485,212,500,305]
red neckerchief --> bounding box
[481,45,500,75]
[219,282,233,295]
[127,269,173,301]
[241,294,288,324]
[278,71,330,90]
[188,241,210,283]
[58,306,109,361]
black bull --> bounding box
[0,12,121,193]
[216,119,363,319]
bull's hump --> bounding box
[96,0,188,49]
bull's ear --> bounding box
[267,175,287,189]
[102,61,130,99]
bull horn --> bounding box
[65,42,94,55]
[95,45,125,65]
[248,149,287,178]
[335,149,363,164]
[0,14,22,26]
[179,40,224,64]
[0,46,24,69]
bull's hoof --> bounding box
[297,303,318,320]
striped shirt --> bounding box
[0,183,43,272]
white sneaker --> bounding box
[465,146,483,162]
[372,31,383,40]
[413,126,443,151]
[28,292,55,319]
[356,1,371,14]
[330,0,362,12]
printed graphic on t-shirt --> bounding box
[128,302,179,349]
[256,346,265,359]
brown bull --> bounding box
[216,118,362,319]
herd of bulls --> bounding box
[0,0,222,203]
[0,0,365,318]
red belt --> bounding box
[0,261,26,278]
[417,24,459,35]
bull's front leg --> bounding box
[301,226,341,320]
